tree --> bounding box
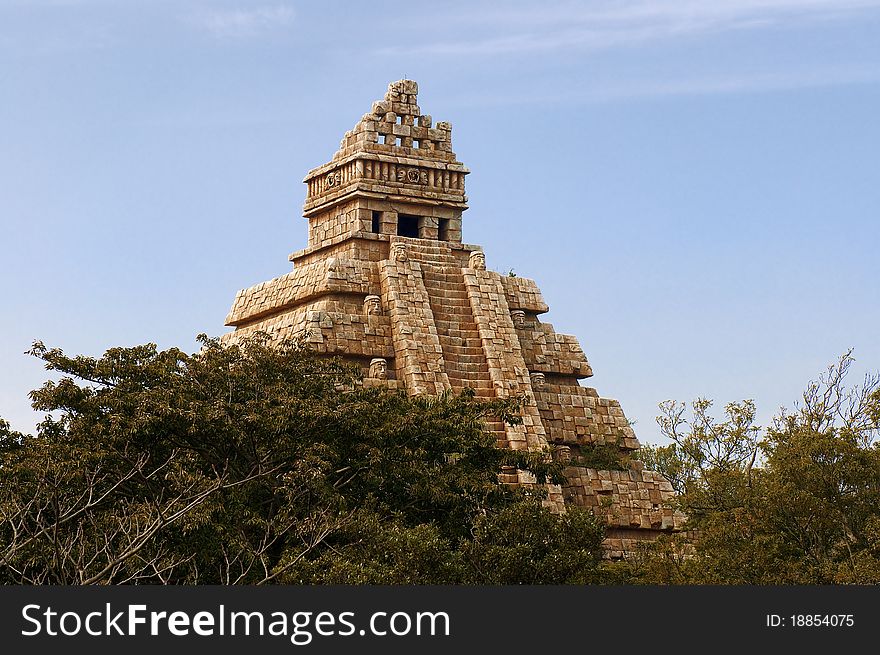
[624,352,880,584]
[0,335,605,584]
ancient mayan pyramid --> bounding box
[222,80,684,556]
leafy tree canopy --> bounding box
[622,351,880,584]
[0,335,605,584]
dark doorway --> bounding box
[438,218,450,241]
[397,214,420,238]
[371,211,381,233]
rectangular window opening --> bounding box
[438,218,450,241]
[371,211,381,234]
[397,214,420,238]
[413,139,421,149]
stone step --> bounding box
[420,266,497,401]
[439,343,484,354]
[411,259,458,267]
[433,315,475,325]
[444,359,490,370]
[437,331,480,339]
[429,298,470,305]
[449,380,496,396]
[430,301,471,310]
[433,318,478,328]
[433,311,473,319]
[435,330,481,342]
[445,367,493,381]
[440,348,485,358]
[450,385,495,396]
[447,370,491,380]
[443,352,490,364]
[422,263,462,270]
[432,319,477,328]
[447,367,490,376]
[408,251,457,260]
[436,331,480,340]
[424,277,465,286]
[436,337,482,347]
[421,271,464,279]
[422,273,466,283]
[422,278,464,286]
[429,294,469,301]
[438,339,481,348]
[423,293,470,302]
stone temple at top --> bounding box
[222,80,683,555]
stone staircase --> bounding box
[421,262,507,443]
[421,265,493,395]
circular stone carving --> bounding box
[407,169,420,183]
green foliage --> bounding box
[626,352,880,584]
[13,334,874,585]
[290,502,606,585]
[570,441,632,471]
[0,335,604,584]
[0,418,26,453]
[460,503,605,584]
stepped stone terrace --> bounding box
[222,80,684,555]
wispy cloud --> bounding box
[192,4,295,40]
[597,66,880,100]
[377,0,880,56]
[445,66,880,109]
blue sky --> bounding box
[1,0,878,444]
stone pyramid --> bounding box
[222,80,684,556]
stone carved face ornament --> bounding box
[530,372,546,391]
[553,445,572,464]
[469,251,486,270]
[369,358,388,380]
[390,243,408,262]
[364,295,381,316]
[511,310,526,328]
[325,171,341,188]
[395,168,427,184]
